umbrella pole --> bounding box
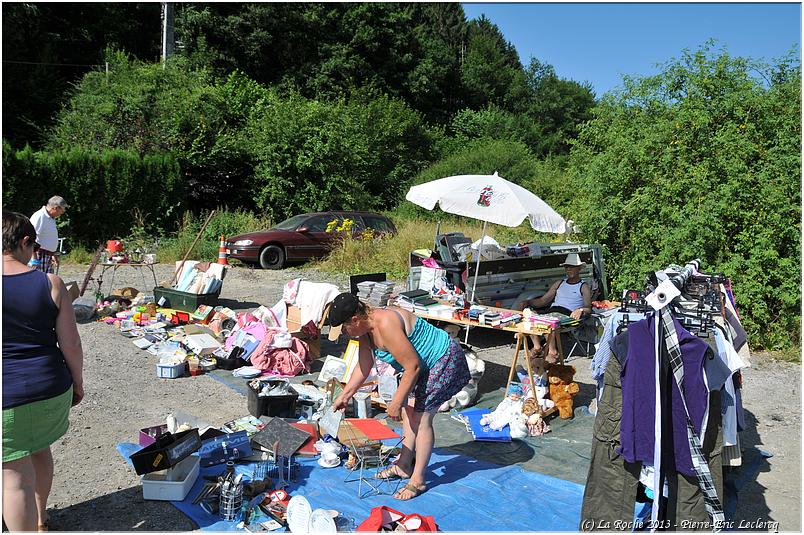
[433,221,441,252]
[465,221,487,345]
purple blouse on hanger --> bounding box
[618,314,710,476]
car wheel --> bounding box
[259,245,285,270]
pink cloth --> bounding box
[250,330,312,376]
[421,257,440,268]
[225,316,268,352]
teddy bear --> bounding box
[521,397,551,436]
[438,332,486,412]
[547,364,580,419]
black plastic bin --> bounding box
[246,380,299,418]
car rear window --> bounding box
[363,216,394,233]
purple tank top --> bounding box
[2,270,72,409]
[619,314,709,476]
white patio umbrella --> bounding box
[406,171,567,306]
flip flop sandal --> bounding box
[38,519,50,532]
[375,465,408,481]
[394,482,427,501]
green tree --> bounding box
[243,89,436,221]
[174,3,471,124]
[568,43,801,349]
[46,53,262,209]
[459,16,530,113]
[525,59,596,156]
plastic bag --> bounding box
[72,296,96,322]
[357,506,438,532]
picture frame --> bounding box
[318,355,347,384]
[341,339,360,382]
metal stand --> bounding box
[96,262,159,296]
[341,424,402,499]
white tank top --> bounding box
[553,279,586,311]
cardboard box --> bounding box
[286,304,321,359]
[184,333,222,356]
[65,281,80,302]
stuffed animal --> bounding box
[521,398,551,436]
[521,357,555,413]
[509,412,530,439]
[438,339,486,412]
[547,364,580,419]
[480,384,524,431]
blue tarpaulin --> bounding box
[118,442,583,531]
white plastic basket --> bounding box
[141,455,200,501]
[156,361,185,379]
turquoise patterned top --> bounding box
[373,317,450,372]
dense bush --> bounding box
[567,45,801,349]
[2,142,183,245]
[243,89,437,221]
[46,52,258,209]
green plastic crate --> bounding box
[153,286,221,312]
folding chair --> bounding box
[562,313,604,359]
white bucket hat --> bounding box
[561,253,585,267]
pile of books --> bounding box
[467,305,487,321]
[499,312,522,326]
[357,281,396,307]
[396,289,438,312]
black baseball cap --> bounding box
[326,292,361,327]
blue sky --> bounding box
[462,3,801,97]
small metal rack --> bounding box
[341,423,402,499]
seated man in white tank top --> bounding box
[513,253,591,363]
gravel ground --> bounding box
[41,263,800,532]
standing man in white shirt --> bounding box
[29,196,68,273]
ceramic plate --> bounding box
[309,509,337,532]
[286,495,312,534]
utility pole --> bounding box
[161,2,175,67]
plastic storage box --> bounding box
[247,380,299,418]
[157,361,186,379]
[141,454,200,501]
[153,286,221,313]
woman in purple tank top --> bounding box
[2,211,84,532]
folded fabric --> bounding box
[232,366,262,378]
[250,336,311,376]
[295,281,340,327]
[283,278,302,305]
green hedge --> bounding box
[2,141,184,245]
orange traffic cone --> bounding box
[217,235,229,265]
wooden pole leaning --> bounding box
[164,209,216,288]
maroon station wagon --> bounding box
[226,211,397,269]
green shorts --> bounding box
[3,387,72,462]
